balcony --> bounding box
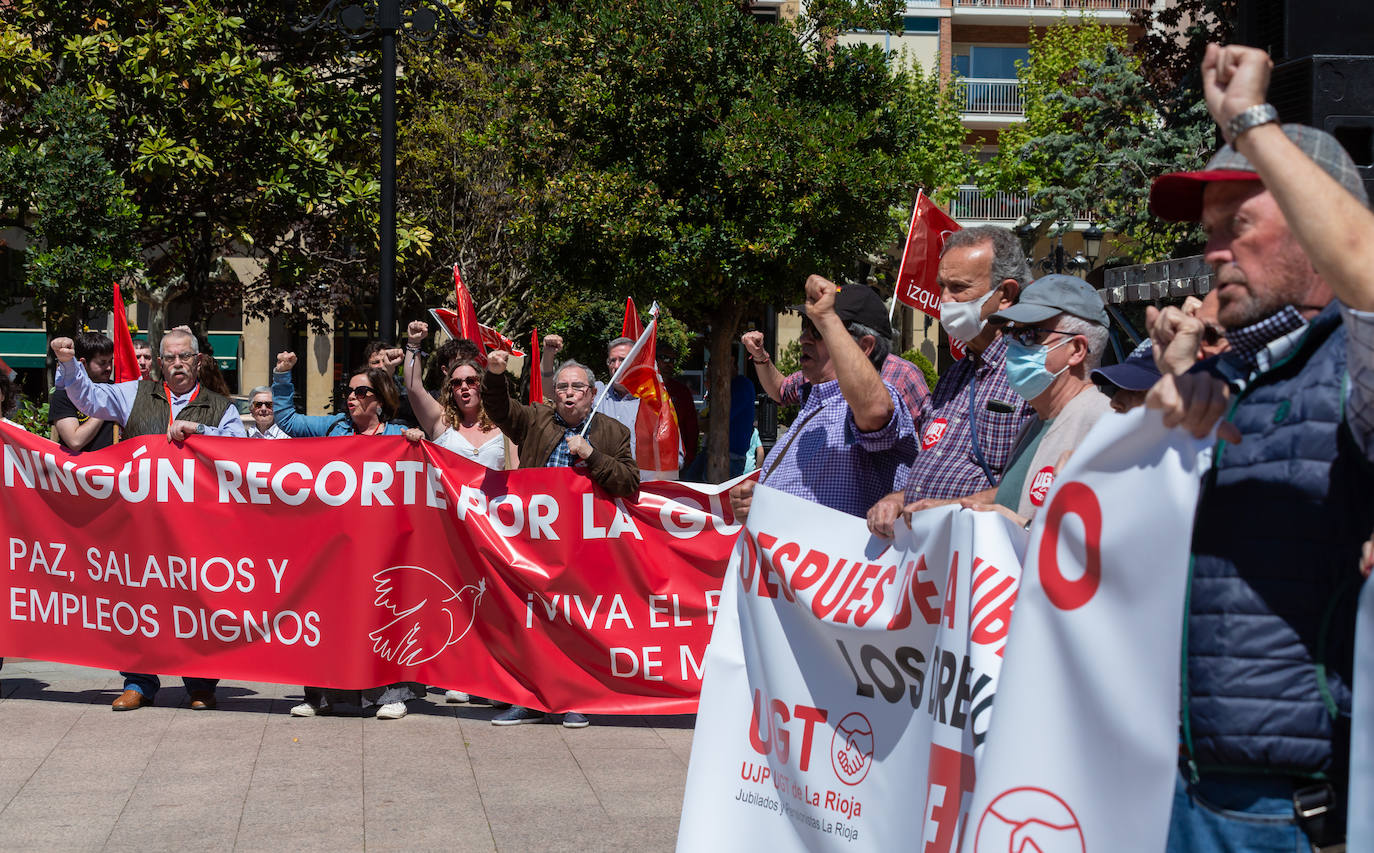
[962,78,1024,117]
[951,185,1091,225]
[950,0,1145,24]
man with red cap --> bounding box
[1145,43,1374,850]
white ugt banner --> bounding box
[961,408,1208,853]
[678,484,1026,852]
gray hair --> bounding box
[1055,314,1109,370]
[942,225,1033,291]
[159,329,199,356]
[847,322,890,371]
[248,385,272,398]
[556,359,596,387]
[607,337,634,354]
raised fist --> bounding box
[741,330,766,360]
[275,351,297,373]
[486,350,510,374]
[407,321,429,348]
[542,334,564,353]
[51,337,75,363]
[804,274,838,322]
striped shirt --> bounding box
[901,335,1038,503]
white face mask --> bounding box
[939,286,999,343]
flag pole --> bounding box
[581,302,658,437]
[890,188,925,323]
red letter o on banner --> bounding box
[1037,481,1102,611]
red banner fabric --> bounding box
[621,297,644,340]
[617,308,680,474]
[430,309,525,359]
[894,192,961,320]
[0,423,740,714]
[111,281,140,383]
[452,263,488,363]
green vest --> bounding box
[125,380,232,438]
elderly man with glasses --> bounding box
[49,327,246,712]
[896,274,1112,531]
[479,349,637,729]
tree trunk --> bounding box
[705,301,746,483]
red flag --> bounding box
[610,303,680,475]
[111,281,140,383]
[429,310,526,358]
[621,297,644,340]
[894,191,961,320]
[528,327,544,404]
[453,263,486,363]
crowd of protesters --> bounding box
[8,40,1372,849]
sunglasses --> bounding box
[1008,326,1076,347]
[554,382,590,394]
[347,386,375,398]
[250,401,273,410]
[449,377,480,389]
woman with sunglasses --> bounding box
[243,386,290,439]
[270,350,423,720]
[402,321,517,470]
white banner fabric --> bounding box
[960,408,1207,853]
[1349,577,1374,848]
[677,483,1026,851]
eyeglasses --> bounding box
[250,401,273,410]
[449,377,480,389]
[160,352,196,364]
[1008,326,1076,347]
[554,382,590,394]
[346,386,375,398]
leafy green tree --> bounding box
[408,0,964,478]
[0,2,396,341]
[0,85,141,336]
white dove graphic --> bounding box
[370,566,486,665]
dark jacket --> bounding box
[127,380,233,438]
[1186,303,1374,780]
[481,371,639,498]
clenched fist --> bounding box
[50,337,75,363]
[486,350,510,374]
[741,330,767,361]
[275,351,297,373]
[407,321,429,348]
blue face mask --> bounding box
[1004,338,1072,401]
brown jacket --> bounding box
[481,372,639,498]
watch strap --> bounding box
[1225,103,1279,143]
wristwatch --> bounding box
[195,423,206,435]
[1225,103,1279,143]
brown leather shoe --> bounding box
[188,691,217,711]
[112,689,149,711]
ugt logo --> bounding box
[748,690,876,786]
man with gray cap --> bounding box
[953,273,1110,526]
[1144,43,1374,850]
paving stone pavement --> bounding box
[0,660,694,852]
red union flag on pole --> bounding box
[528,327,544,404]
[429,265,523,364]
[111,281,140,383]
[894,190,961,320]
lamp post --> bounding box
[297,0,493,343]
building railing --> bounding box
[962,78,1024,115]
[952,0,1149,9]
[952,185,1092,223]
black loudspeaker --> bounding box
[1269,55,1374,202]
[1235,0,1374,63]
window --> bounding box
[901,16,940,33]
[967,46,1028,79]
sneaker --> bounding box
[561,712,590,729]
[491,706,547,726]
[444,690,470,704]
[290,702,327,717]
[375,701,408,720]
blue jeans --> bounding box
[1166,769,1316,852]
[121,672,219,700]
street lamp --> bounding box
[1082,223,1105,269]
[297,0,493,343]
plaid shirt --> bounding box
[781,354,930,421]
[902,335,1038,502]
[760,380,916,518]
[544,415,580,468]
[1222,304,1307,371]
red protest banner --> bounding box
[894,191,961,320]
[111,281,140,383]
[0,423,739,713]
